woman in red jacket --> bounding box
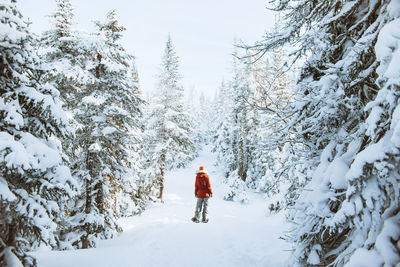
[191,166,213,223]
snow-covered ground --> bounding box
[32,147,291,267]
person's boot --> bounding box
[191,217,200,223]
[202,217,209,223]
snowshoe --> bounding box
[191,217,200,223]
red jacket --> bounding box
[195,172,213,198]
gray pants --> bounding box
[194,197,209,220]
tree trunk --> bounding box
[82,151,92,249]
[238,138,246,181]
[158,153,166,203]
[95,181,104,214]
[81,231,88,249]
[7,223,16,247]
[82,178,91,249]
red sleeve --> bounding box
[207,175,213,195]
[195,175,199,196]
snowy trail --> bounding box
[33,147,291,267]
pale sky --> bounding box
[18,0,275,98]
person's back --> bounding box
[195,172,212,198]
[192,166,213,223]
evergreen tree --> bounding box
[228,55,253,182]
[38,0,91,250]
[114,62,146,217]
[248,0,400,265]
[210,79,231,158]
[212,49,257,203]
[205,87,220,144]
[144,36,197,202]
[39,0,92,108]
[0,0,76,265]
[246,46,296,211]
[195,91,209,143]
[66,10,145,249]
[184,87,202,144]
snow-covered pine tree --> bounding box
[204,87,220,144]
[38,0,91,251]
[184,87,203,144]
[114,61,147,218]
[140,103,161,203]
[144,36,197,202]
[191,91,209,144]
[0,0,77,265]
[245,54,276,195]
[210,79,232,162]
[246,45,296,211]
[66,10,145,249]
[39,0,93,109]
[247,0,400,265]
[93,11,146,219]
[216,49,257,203]
[210,79,241,200]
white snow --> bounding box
[365,105,384,137]
[31,147,291,267]
[19,133,62,171]
[88,143,101,152]
[375,18,400,79]
[82,95,106,106]
[0,98,24,130]
[375,213,400,265]
[0,132,64,172]
[326,157,349,190]
[4,247,24,267]
[345,134,396,182]
[101,126,117,135]
[0,176,16,201]
[344,247,383,267]
[388,0,400,19]
[391,105,400,147]
[0,132,32,171]
[308,244,322,265]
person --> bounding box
[191,166,213,223]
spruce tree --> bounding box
[247,0,400,265]
[246,46,296,210]
[66,10,145,249]
[227,55,253,180]
[193,91,208,144]
[39,0,92,109]
[213,50,257,203]
[210,79,232,161]
[0,0,76,265]
[144,36,197,202]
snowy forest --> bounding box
[1,0,399,266]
